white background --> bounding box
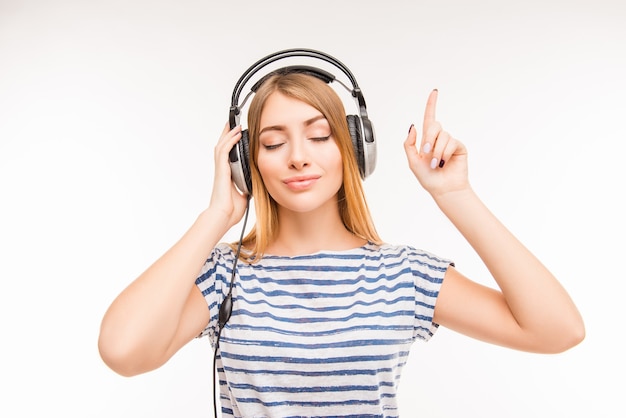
[1,0,624,417]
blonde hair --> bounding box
[235,72,381,261]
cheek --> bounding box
[256,149,271,173]
[325,146,344,175]
[320,148,345,194]
[256,153,278,188]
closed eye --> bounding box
[310,135,331,142]
[263,143,284,150]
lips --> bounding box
[283,175,321,191]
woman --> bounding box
[98,69,584,417]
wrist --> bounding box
[430,187,483,223]
[431,185,475,208]
[196,207,233,237]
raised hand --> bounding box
[404,89,469,199]
[208,123,250,228]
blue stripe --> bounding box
[230,382,382,393]
[234,397,382,408]
[242,265,443,286]
[286,415,385,418]
[237,293,415,312]
[222,364,400,377]
[238,281,415,300]
[309,415,383,418]
[232,308,415,325]
[226,323,413,337]
[219,351,409,364]
[220,336,413,350]
[257,244,448,265]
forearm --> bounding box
[433,187,583,344]
[98,208,229,373]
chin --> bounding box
[274,194,339,215]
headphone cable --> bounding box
[213,195,251,418]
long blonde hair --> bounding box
[236,72,381,261]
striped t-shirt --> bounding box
[195,242,451,418]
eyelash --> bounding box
[311,135,331,142]
[262,135,331,150]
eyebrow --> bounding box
[259,114,327,136]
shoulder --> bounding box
[197,243,237,278]
[214,242,236,258]
[365,242,450,265]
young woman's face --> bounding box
[256,92,343,214]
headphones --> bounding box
[228,48,377,195]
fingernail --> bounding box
[439,159,445,168]
[433,88,438,92]
[408,123,414,134]
[422,142,432,153]
[430,157,438,169]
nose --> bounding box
[288,138,309,170]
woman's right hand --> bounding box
[208,123,250,229]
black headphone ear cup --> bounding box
[229,129,253,195]
[239,130,252,194]
[346,115,365,178]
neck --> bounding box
[269,201,365,256]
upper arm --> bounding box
[165,284,212,359]
[433,266,540,352]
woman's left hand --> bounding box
[404,89,470,199]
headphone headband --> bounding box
[230,48,360,110]
[250,65,335,92]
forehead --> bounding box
[260,92,326,127]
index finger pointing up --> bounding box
[423,89,438,130]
